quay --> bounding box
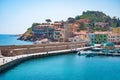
[0,41,120,73]
[0,42,95,72]
[0,42,90,57]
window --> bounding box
[58,36,60,38]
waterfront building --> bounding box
[53,22,63,30]
[88,31,120,44]
[53,30,63,41]
[108,33,120,44]
[69,31,90,42]
[112,27,120,34]
[93,32,108,44]
[94,34,107,44]
[32,24,54,39]
[88,33,94,42]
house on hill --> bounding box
[32,24,54,39]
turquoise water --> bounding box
[0,34,33,46]
[0,53,120,80]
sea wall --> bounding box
[0,50,75,73]
[0,56,31,73]
[0,42,89,56]
[0,42,90,73]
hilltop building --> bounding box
[95,22,109,28]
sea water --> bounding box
[0,34,33,46]
[0,53,120,80]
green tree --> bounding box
[117,18,120,27]
[27,27,32,31]
[67,17,75,23]
[46,19,52,23]
[32,23,40,27]
[75,15,80,20]
[78,22,86,31]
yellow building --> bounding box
[73,31,90,42]
[112,27,120,34]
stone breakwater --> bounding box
[0,49,76,73]
[0,42,90,73]
[0,42,89,57]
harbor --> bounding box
[77,43,120,57]
[1,51,120,80]
[0,37,120,80]
[1,0,120,80]
[0,42,93,72]
[0,42,120,73]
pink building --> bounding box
[108,33,120,43]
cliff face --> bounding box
[18,27,34,41]
[18,33,35,41]
[18,23,45,41]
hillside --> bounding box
[75,11,120,27]
[18,11,120,41]
[80,11,110,22]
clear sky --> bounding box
[0,0,120,34]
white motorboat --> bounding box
[77,48,103,56]
[77,50,95,55]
